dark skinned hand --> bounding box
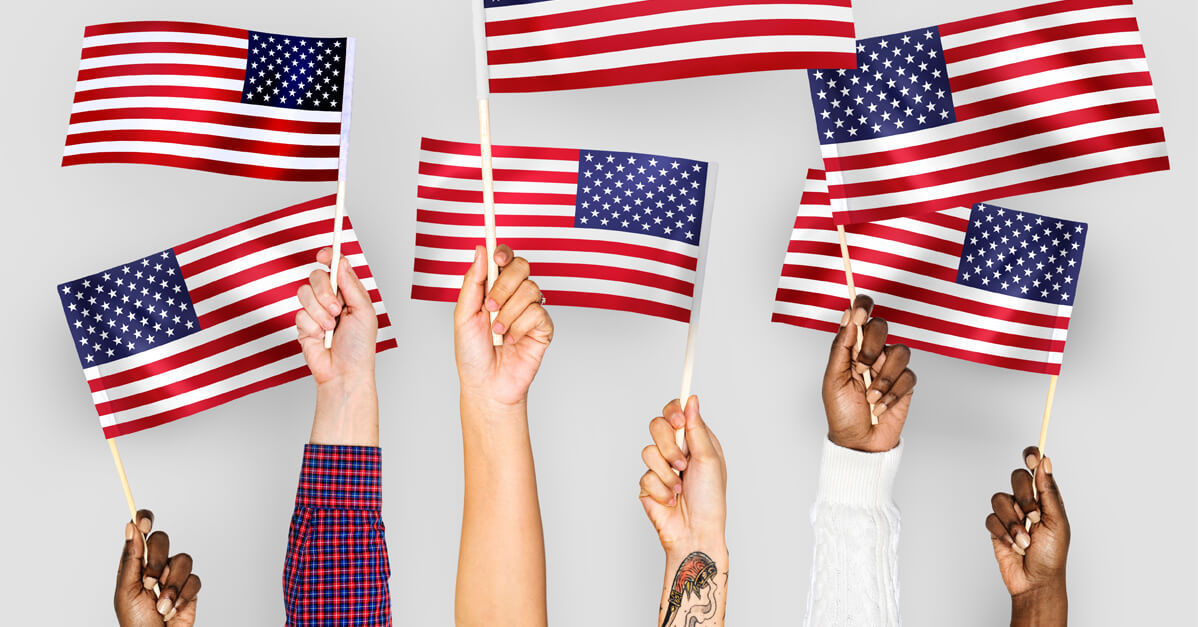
[115,510,201,626]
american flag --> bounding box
[478,0,858,93]
[57,196,396,438]
[772,170,1087,375]
[412,137,713,323]
[807,0,1168,225]
[63,21,353,182]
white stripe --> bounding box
[945,30,1145,79]
[70,96,343,124]
[951,57,1150,107]
[940,3,1138,50]
[487,5,853,51]
[82,31,248,49]
[420,150,578,173]
[415,245,697,283]
[414,271,693,310]
[189,253,371,318]
[489,35,852,78]
[485,0,644,21]
[74,75,245,92]
[66,118,341,147]
[421,174,578,196]
[416,219,702,254]
[416,196,577,217]
[62,140,339,170]
[78,52,246,71]
[176,207,332,265]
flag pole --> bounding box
[473,1,502,346]
[1037,375,1058,455]
[836,225,878,424]
[107,437,161,594]
[325,37,357,350]
[676,164,719,450]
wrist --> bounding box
[459,387,528,420]
[1011,580,1068,627]
[311,372,378,446]
[665,536,728,564]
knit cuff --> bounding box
[815,439,903,507]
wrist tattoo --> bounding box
[662,552,720,627]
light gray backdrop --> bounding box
[1,1,1195,625]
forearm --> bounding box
[455,398,547,627]
[310,374,379,446]
[1011,582,1068,627]
[657,543,729,627]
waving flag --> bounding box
[773,170,1087,375]
[63,21,354,181]
[57,196,395,438]
[412,137,713,323]
[478,0,858,93]
[808,0,1168,224]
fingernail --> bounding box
[1042,457,1053,474]
[143,577,157,591]
[672,482,683,494]
[125,523,134,541]
[1013,503,1025,520]
[164,608,178,622]
[506,334,517,344]
[1026,454,1039,470]
[322,317,336,331]
[492,321,505,334]
[1027,510,1041,524]
[668,497,676,506]
[1012,541,1026,557]
[672,459,686,471]
[485,298,499,312]
[157,597,172,615]
[1016,532,1031,550]
[866,389,882,403]
[872,403,887,417]
[840,309,851,326]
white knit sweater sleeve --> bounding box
[803,439,903,627]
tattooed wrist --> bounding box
[659,549,729,627]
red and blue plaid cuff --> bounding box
[295,444,382,511]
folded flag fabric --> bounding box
[63,21,353,181]
[478,0,857,93]
[412,137,713,323]
[57,196,395,438]
[773,169,1087,375]
[807,0,1168,224]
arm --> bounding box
[806,295,917,627]
[285,248,390,626]
[114,510,202,626]
[639,397,729,627]
[453,245,554,627]
[986,448,1070,627]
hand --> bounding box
[454,245,554,410]
[295,247,378,387]
[115,510,201,627]
[986,448,1069,624]
[638,397,727,555]
[822,295,917,452]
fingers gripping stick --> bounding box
[836,226,877,424]
[324,181,347,350]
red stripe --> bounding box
[774,287,1068,352]
[785,241,960,282]
[181,220,339,276]
[68,107,341,135]
[411,286,691,323]
[417,209,575,228]
[490,51,857,92]
[415,234,698,271]
[84,21,249,39]
[487,0,852,36]
[777,265,1069,328]
[805,169,827,181]
[831,156,1170,225]
[939,0,1133,37]
[176,195,335,254]
[770,312,1061,375]
[81,41,247,60]
[825,99,1161,171]
[418,161,579,184]
[944,18,1142,64]
[950,44,1147,93]
[61,152,336,182]
[420,137,580,161]
[73,85,244,103]
[792,216,966,256]
[414,258,694,297]
[98,338,396,438]
[78,63,245,82]
[417,185,576,207]
[489,19,855,65]
[954,71,1155,121]
[187,242,366,304]
[834,127,1166,198]
[64,129,341,159]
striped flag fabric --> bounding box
[412,137,714,323]
[807,0,1168,225]
[57,196,395,438]
[478,0,858,93]
[773,170,1087,375]
[64,21,354,182]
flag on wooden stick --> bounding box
[773,169,1088,375]
[57,196,396,438]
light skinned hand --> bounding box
[295,247,378,387]
[822,294,917,452]
[986,448,1070,604]
[454,245,554,410]
[638,397,727,554]
[115,510,201,627]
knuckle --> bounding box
[991,492,1010,509]
[640,445,657,463]
[889,344,911,360]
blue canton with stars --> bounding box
[57,250,201,369]
[574,150,708,245]
[956,204,1088,306]
[241,31,348,112]
[808,26,955,145]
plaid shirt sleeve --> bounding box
[283,444,391,626]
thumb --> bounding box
[824,309,856,381]
[116,521,144,593]
[337,258,373,312]
[453,246,487,326]
[1035,456,1067,525]
[683,397,718,462]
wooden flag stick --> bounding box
[677,322,700,451]
[478,98,502,347]
[836,225,878,424]
[324,180,347,349]
[1027,374,1059,530]
[674,165,718,451]
[107,438,161,595]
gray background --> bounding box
[1,1,1195,625]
